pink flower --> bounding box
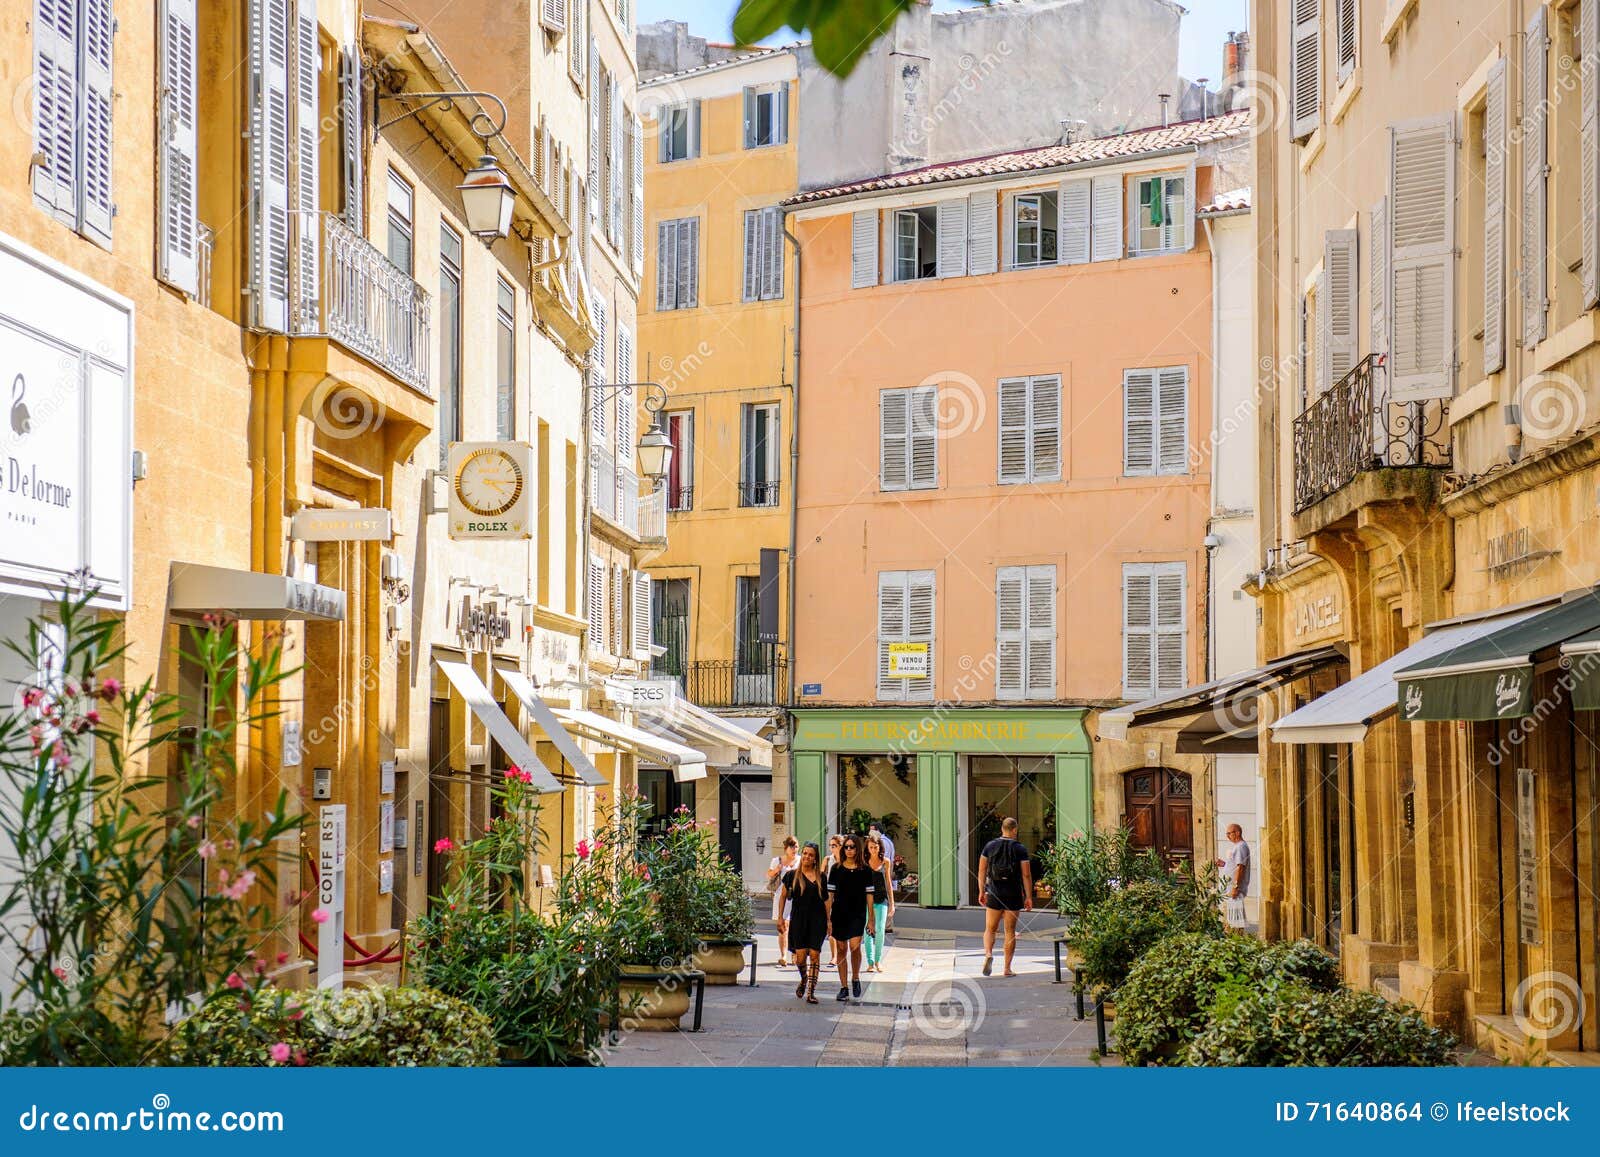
[83,709,100,726]
[433,837,455,854]
[310,907,329,924]
[268,1042,291,1064]
[20,687,42,709]
[225,972,245,989]
[197,840,216,860]
[575,839,591,861]
[51,745,70,769]
[52,966,67,980]
[276,952,289,966]
[292,1048,308,1066]
[98,678,121,701]
[186,815,202,830]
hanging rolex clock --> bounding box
[447,441,532,540]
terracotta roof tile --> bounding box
[1199,186,1252,215]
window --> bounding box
[651,578,691,679]
[1389,116,1455,398]
[880,386,938,491]
[1122,562,1186,699]
[996,565,1056,701]
[743,84,789,148]
[877,571,935,702]
[495,277,516,441]
[735,576,769,676]
[893,207,939,281]
[587,555,606,653]
[1009,192,1058,268]
[386,170,414,274]
[1123,366,1189,476]
[1480,62,1507,375]
[742,207,785,302]
[655,217,699,310]
[1523,6,1548,348]
[1317,230,1357,392]
[438,224,463,469]
[741,403,781,507]
[1131,173,1188,254]
[664,410,694,511]
[35,0,114,247]
[997,375,1061,484]
[1335,0,1357,84]
[660,102,699,162]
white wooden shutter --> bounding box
[777,81,790,143]
[909,385,939,488]
[1122,567,1154,697]
[1090,173,1122,262]
[880,389,909,490]
[541,0,567,34]
[294,0,320,324]
[609,77,624,243]
[632,573,652,657]
[997,378,1029,483]
[762,207,784,299]
[1390,115,1456,400]
[742,86,756,148]
[616,331,634,433]
[852,209,880,288]
[655,219,675,310]
[632,111,645,277]
[340,46,364,230]
[33,0,78,218]
[250,0,292,331]
[1314,269,1331,394]
[1484,59,1507,372]
[612,563,626,655]
[568,0,585,86]
[1336,0,1357,82]
[1153,565,1186,691]
[876,572,907,700]
[1059,179,1091,265]
[1583,0,1600,309]
[1025,565,1057,700]
[589,50,601,222]
[1324,229,1358,386]
[158,0,200,296]
[1001,193,1016,270]
[1523,7,1549,347]
[995,567,1026,700]
[967,190,997,275]
[677,216,698,307]
[80,0,114,246]
[1290,0,1321,140]
[1156,366,1189,475]
[936,198,968,278]
[689,99,702,157]
[1370,195,1389,356]
[588,556,606,646]
[742,210,761,302]
[905,571,935,701]
[1123,368,1156,475]
[1030,374,1061,481]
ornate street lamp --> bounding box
[457,155,516,240]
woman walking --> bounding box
[780,842,828,1003]
[863,833,894,973]
[825,835,877,1001]
[819,834,843,970]
[767,836,799,967]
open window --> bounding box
[893,207,939,281]
[1131,172,1189,255]
[1010,191,1058,268]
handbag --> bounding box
[1224,897,1248,926]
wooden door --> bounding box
[1122,767,1194,864]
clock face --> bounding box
[454,448,524,516]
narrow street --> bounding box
[608,917,1114,1067]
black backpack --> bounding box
[989,838,1021,888]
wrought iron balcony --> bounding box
[667,484,694,513]
[653,657,789,708]
[1291,354,1450,514]
[740,479,781,508]
[290,210,432,395]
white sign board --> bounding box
[447,441,533,540]
[606,677,680,710]
[317,804,347,989]
[0,234,132,608]
[887,642,929,678]
[290,507,393,541]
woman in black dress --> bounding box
[826,835,877,1001]
[781,842,828,1003]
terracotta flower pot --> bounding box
[617,965,692,1031]
[691,939,747,986]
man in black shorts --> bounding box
[977,817,1032,977]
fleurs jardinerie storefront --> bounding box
[788,708,1091,908]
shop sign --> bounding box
[792,710,1089,754]
[801,683,822,696]
[290,507,393,542]
[317,805,347,988]
[1292,594,1341,639]
[1485,527,1557,580]
[379,800,394,853]
[1515,768,1540,946]
[531,628,579,683]
[458,596,512,651]
[448,441,532,540]
[1397,665,1531,722]
[886,642,929,677]
[287,578,344,620]
[606,677,679,709]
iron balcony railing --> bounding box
[740,480,781,508]
[290,210,432,395]
[591,445,617,522]
[667,484,694,513]
[655,657,789,708]
[1291,354,1450,514]
[617,465,639,535]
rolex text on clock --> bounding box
[446,441,533,540]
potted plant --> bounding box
[643,808,752,986]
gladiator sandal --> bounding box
[795,962,807,999]
[804,958,820,1004]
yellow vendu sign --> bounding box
[886,641,929,677]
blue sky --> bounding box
[635,0,1250,82]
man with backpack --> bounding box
[977,816,1033,977]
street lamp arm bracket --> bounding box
[378,90,509,141]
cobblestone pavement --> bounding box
[605,921,1117,1068]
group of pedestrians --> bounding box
[767,824,896,1004]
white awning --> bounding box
[640,699,773,767]
[1270,607,1544,744]
[553,707,707,782]
[496,670,606,788]
[169,563,345,621]
[435,659,563,792]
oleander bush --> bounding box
[1068,875,1224,993]
[1043,827,1171,920]
[1186,984,1456,1067]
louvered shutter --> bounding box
[1123,369,1156,475]
[997,378,1029,483]
[1025,565,1056,700]
[612,563,626,656]
[1059,179,1091,265]
[777,81,790,143]
[609,78,623,243]
[541,0,567,34]
[1483,59,1507,372]
[677,217,698,307]
[589,51,601,222]
[1370,195,1389,356]
[876,573,907,700]
[909,385,939,488]
[1122,567,1154,697]
[1324,229,1358,386]
[1523,7,1549,347]
[1584,0,1600,308]
[158,0,200,296]
[251,0,292,331]
[632,573,652,657]
[936,198,968,278]
[656,220,675,310]
[569,0,585,86]
[1090,174,1122,262]
[1389,116,1456,400]
[1290,0,1321,140]
[293,0,320,325]
[763,208,784,299]
[1336,0,1357,82]
[742,210,761,301]
[33,0,78,218]
[80,0,114,246]
[616,334,634,448]
[588,556,606,645]
[689,99,702,158]
[340,46,364,230]
[905,572,935,701]
[880,390,908,490]
[852,210,879,288]
[742,86,756,148]
[1001,193,1016,270]
[1153,565,1186,691]
[967,191,997,275]
[996,567,1026,700]
[1156,367,1189,475]
[632,111,645,276]
[1031,375,1061,481]
[1314,269,1331,395]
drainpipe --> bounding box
[1203,214,1220,684]
[783,222,803,715]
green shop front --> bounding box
[788,708,1093,908]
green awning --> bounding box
[1395,591,1600,721]
[1559,627,1600,711]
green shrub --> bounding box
[1116,935,1339,1065]
[1043,827,1170,920]
[163,986,496,1067]
[1068,876,1223,992]
[1186,985,1456,1067]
